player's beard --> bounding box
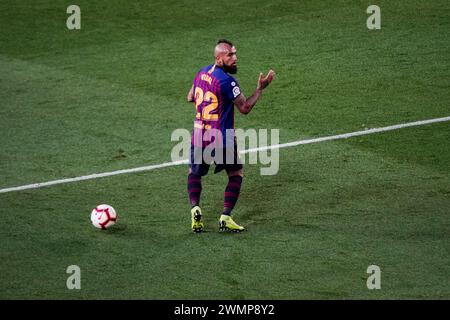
[223,63,238,74]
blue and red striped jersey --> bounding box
[191,64,241,147]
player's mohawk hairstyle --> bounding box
[217,39,233,47]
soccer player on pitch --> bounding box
[187,39,275,232]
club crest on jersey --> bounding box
[232,86,241,98]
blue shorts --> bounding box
[189,143,243,176]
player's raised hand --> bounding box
[257,69,275,90]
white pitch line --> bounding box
[1,116,449,194]
[242,116,450,153]
[0,160,188,194]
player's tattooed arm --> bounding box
[187,84,195,102]
[234,70,275,115]
[234,91,260,115]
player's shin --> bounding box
[187,173,202,207]
[223,175,243,215]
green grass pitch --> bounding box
[0,0,449,299]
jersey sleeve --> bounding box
[221,76,241,101]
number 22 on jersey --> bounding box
[194,87,218,121]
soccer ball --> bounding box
[90,204,117,229]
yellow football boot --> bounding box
[191,206,204,233]
[219,214,245,232]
